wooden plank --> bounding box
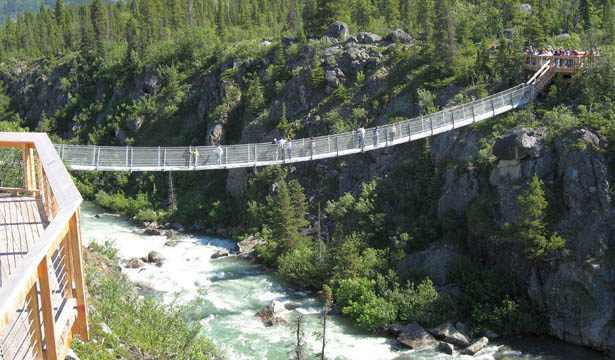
[69,211,88,340]
[38,256,58,360]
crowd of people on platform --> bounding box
[524,46,599,67]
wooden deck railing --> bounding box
[0,132,88,360]
[523,54,589,75]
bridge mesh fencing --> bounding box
[54,84,530,171]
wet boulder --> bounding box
[255,300,287,326]
[147,251,165,265]
[397,322,438,349]
[438,341,454,355]
[211,249,229,259]
[125,258,145,269]
[462,337,489,355]
[428,321,471,348]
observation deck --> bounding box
[0,133,88,360]
[523,53,592,83]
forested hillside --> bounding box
[1,0,615,356]
[0,0,99,23]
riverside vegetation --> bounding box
[1,0,615,356]
[71,240,220,359]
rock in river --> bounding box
[397,322,438,349]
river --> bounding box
[80,202,602,360]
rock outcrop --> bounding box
[397,243,463,286]
[397,322,438,349]
[324,21,349,39]
[255,300,287,326]
[433,125,615,353]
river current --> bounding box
[80,202,602,360]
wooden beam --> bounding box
[38,256,58,360]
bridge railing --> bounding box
[55,83,530,171]
[524,54,589,74]
[0,133,88,360]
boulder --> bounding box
[284,302,301,310]
[462,337,489,355]
[428,322,471,348]
[164,241,177,247]
[255,300,287,326]
[397,242,463,286]
[237,235,265,258]
[556,33,570,41]
[165,230,177,239]
[147,251,165,265]
[492,127,546,161]
[326,70,340,88]
[438,341,454,355]
[144,228,161,236]
[211,249,229,259]
[397,322,438,349]
[324,21,349,40]
[455,322,470,338]
[389,29,412,44]
[519,3,532,14]
[126,258,145,269]
[356,32,382,44]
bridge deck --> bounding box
[0,194,47,286]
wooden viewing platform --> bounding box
[523,53,593,83]
[0,133,88,360]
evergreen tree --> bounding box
[277,103,291,135]
[353,0,376,30]
[55,0,65,27]
[579,0,596,32]
[385,0,401,27]
[517,175,566,260]
[90,0,107,61]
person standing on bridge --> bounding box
[373,126,379,146]
[358,127,365,151]
[390,124,396,141]
[287,138,293,159]
[214,144,223,165]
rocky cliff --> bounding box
[430,125,615,354]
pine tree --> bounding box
[517,175,566,260]
[287,0,299,32]
[55,0,65,27]
[385,0,401,27]
[579,0,596,32]
[277,103,291,136]
[321,0,350,26]
[353,0,376,30]
[90,0,108,61]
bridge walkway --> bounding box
[56,83,532,172]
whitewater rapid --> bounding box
[80,202,601,360]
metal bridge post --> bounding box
[157,147,160,168]
[310,139,313,160]
[130,147,134,172]
[420,115,424,132]
[327,135,331,154]
[335,136,339,156]
[96,146,100,170]
[61,144,65,160]
[451,111,455,129]
[491,98,495,117]
[407,121,411,139]
[163,148,167,171]
[125,147,129,169]
[254,144,258,166]
[225,147,228,165]
[91,147,96,168]
[510,91,514,107]
[385,127,388,147]
[248,144,250,163]
[429,116,434,136]
[471,105,475,123]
